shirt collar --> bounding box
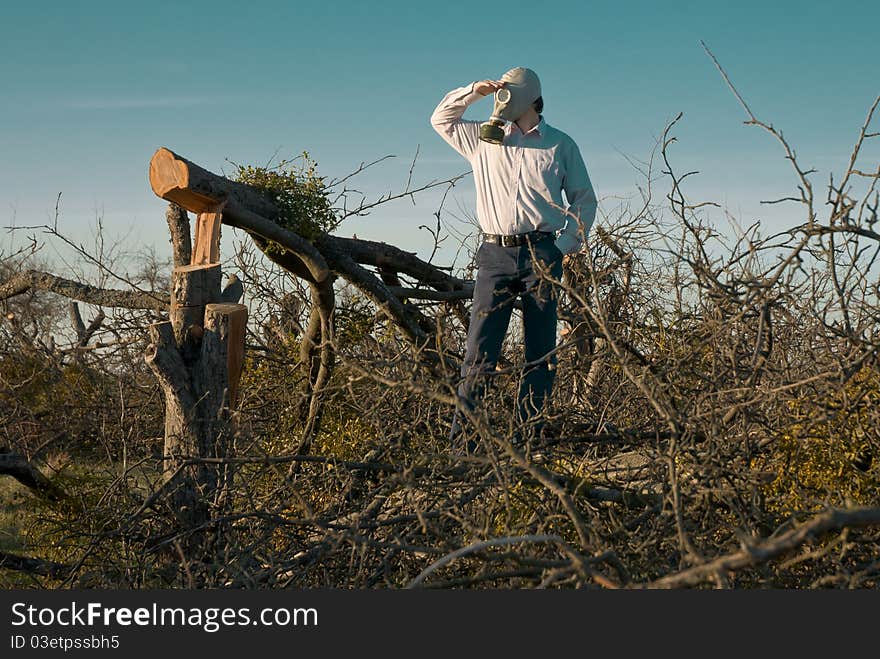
[533,115,546,136]
[507,115,545,137]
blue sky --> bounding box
[1,0,877,273]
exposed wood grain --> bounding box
[191,209,223,266]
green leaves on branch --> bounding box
[235,153,339,250]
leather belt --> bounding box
[483,230,554,247]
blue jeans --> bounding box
[449,234,564,442]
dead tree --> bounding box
[148,147,472,452]
[144,202,247,539]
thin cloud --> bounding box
[64,96,216,111]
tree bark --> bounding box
[165,202,192,267]
[319,234,469,293]
[192,303,248,508]
[0,451,65,500]
[169,264,222,366]
[296,281,334,454]
[144,321,204,527]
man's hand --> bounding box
[474,80,506,96]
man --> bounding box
[430,67,598,451]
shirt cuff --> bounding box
[455,81,484,106]
[554,232,581,256]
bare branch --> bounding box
[0,269,167,310]
[644,507,880,589]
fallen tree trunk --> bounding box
[0,451,65,500]
[0,551,70,580]
[0,270,168,310]
[148,147,474,457]
[149,147,471,340]
[151,147,329,284]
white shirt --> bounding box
[431,82,597,255]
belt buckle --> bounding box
[501,235,514,247]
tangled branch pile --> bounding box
[1,85,878,589]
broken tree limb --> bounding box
[68,301,86,342]
[232,211,332,284]
[0,270,167,310]
[320,234,473,330]
[82,308,105,344]
[644,506,880,589]
[149,147,465,306]
[327,248,427,346]
[148,146,469,464]
[384,286,473,301]
[297,280,335,454]
[319,234,469,293]
[253,233,336,452]
[0,451,65,500]
[150,147,278,217]
[375,265,439,335]
[151,148,329,283]
[299,281,333,379]
[0,551,70,579]
[68,301,105,361]
[248,231,329,287]
[165,202,192,267]
[249,232,338,436]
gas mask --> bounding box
[479,67,542,144]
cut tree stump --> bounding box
[144,191,248,549]
[170,263,222,366]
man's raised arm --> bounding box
[430,80,504,160]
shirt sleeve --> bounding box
[556,140,598,255]
[430,82,484,161]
